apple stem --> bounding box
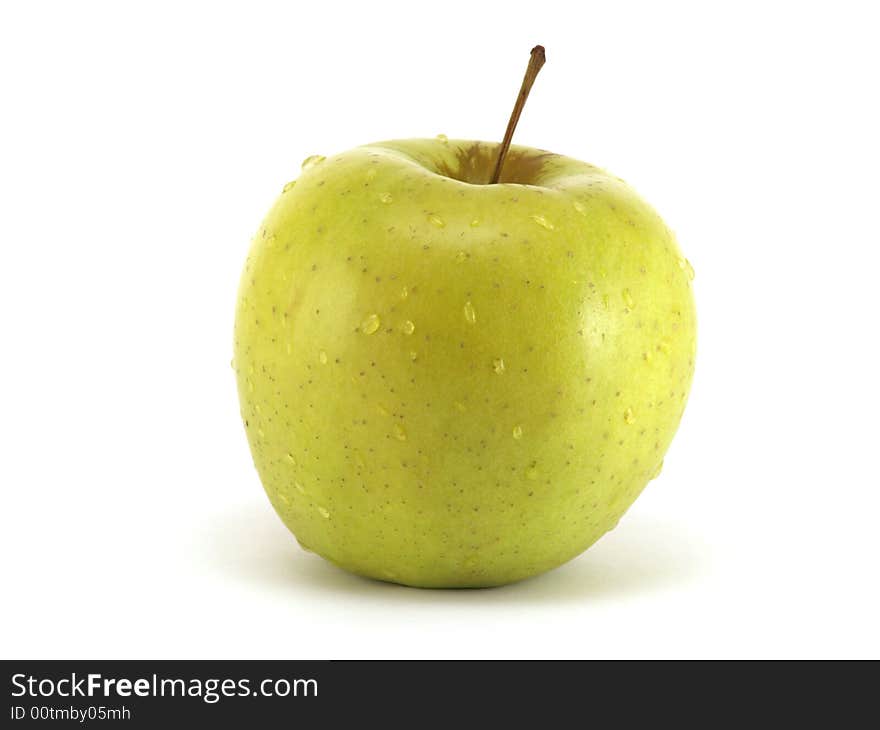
[489,45,546,185]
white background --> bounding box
[2,0,878,659]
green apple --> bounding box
[233,138,696,587]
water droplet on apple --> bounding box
[376,404,389,416]
[379,192,393,204]
[393,423,407,441]
[463,301,477,324]
[257,428,265,438]
[294,481,306,494]
[285,453,296,465]
[301,154,326,170]
[679,257,695,281]
[436,133,449,144]
[400,286,409,300]
[470,218,481,227]
[286,342,292,355]
[247,379,254,393]
[573,201,587,216]
[455,402,467,413]
[623,407,636,425]
[276,492,290,506]
[512,425,523,440]
[657,339,671,355]
[455,250,469,263]
[526,464,539,480]
[622,288,634,309]
[402,320,415,335]
[531,214,555,230]
[409,351,418,361]
[493,358,506,374]
[650,459,664,480]
[361,313,381,334]
[282,180,296,193]
[428,214,446,228]
[319,350,328,364]
[317,506,330,519]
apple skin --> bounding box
[233,139,696,588]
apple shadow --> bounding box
[202,501,709,605]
